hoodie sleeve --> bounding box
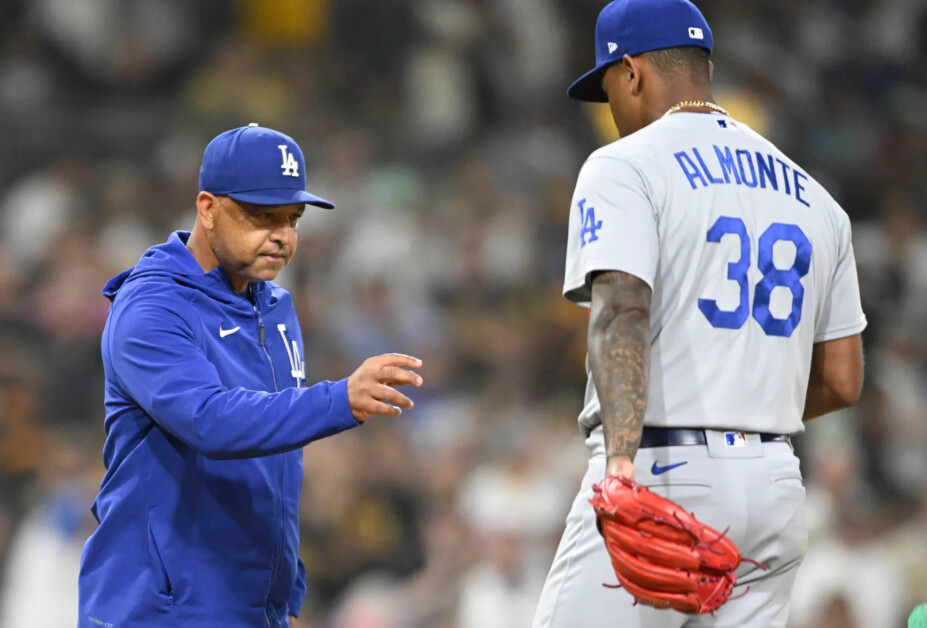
[107,294,360,459]
[288,557,307,617]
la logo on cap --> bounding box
[278,145,299,178]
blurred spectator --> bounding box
[28,0,221,93]
[404,1,482,152]
[0,29,56,113]
[400,505,470,627]
[454,413,573,628]
[0,427,100,628]
[888,493,927,615]
[94,163,160,271]
[0,158,85,276]
[0,334,45,588]
[299,425,426,612]
[791,421,907,628]
[31,229,110,427]
[456,530,545,628]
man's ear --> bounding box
[196,192,219,230]
[625,55,643,96]
[708,59,714,84]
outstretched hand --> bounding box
[347,353,423,421]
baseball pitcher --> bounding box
[533,1,866,627]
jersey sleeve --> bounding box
[563,155,659,304]
[814,212,867,342]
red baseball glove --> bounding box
[589,475,744,615]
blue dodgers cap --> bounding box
[568,0,713,102]
[198,123,334,209]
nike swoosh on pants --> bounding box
[650,461,688,475]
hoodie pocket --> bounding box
[147,510,174,604]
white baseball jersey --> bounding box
[564,113,866,436]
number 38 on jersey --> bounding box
[698,216,812,338]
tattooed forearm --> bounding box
[588,271,652,462]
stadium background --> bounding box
[0,1,925,626]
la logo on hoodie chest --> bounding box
[276,323,305,388]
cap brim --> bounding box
[567,66,610,103]
[228,189,335,209]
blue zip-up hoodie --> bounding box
[78,231,360,627]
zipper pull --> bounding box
[250,291,267,347]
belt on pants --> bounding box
[638,427,789,448]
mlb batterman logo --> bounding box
[724,432,748,447]
[278,145,299,177]
[688,27,704,39]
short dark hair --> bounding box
[643,46,710,83]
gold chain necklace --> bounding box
[662,100,730,118]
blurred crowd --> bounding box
[0,1,925,627]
